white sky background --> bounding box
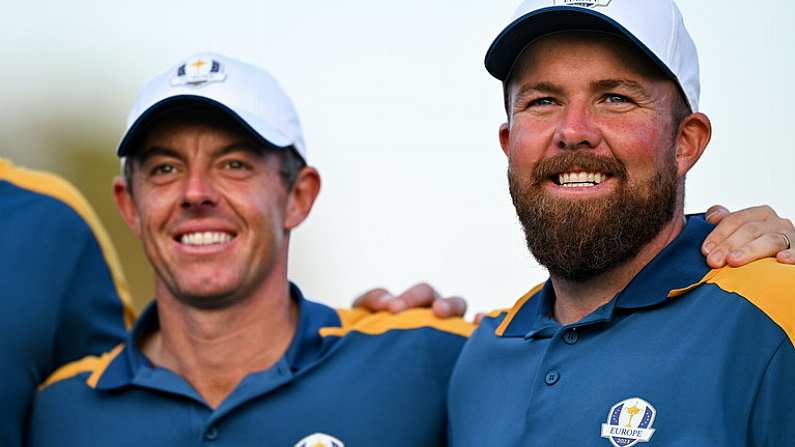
[2,0,793,314]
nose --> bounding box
[554,101,602,150]
[180,169,218,210]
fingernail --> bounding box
[729,250,744,260]
[780,251,793,260]
[708,249,725,265]
[375,292,393,305]
[436,301,450,315]
[703,242,715,253]
[389,300,407,313]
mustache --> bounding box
[530,152,627,185]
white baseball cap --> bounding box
[117,52,307,160]
[485,0,700,112]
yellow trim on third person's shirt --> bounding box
[39,344,125,390]
[0,158,135,327]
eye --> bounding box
[222,159,249,170]
[528,97,557,107]
[218,157,257,179]
[603,93,631,104]
[150,163,176,176]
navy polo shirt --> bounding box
[0,159,132,447]
[31,284,472,446]
[448,216,795,446]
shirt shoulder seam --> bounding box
[39,344,125,391]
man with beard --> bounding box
[447,1,794,445]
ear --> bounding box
[284,167,321,230]
[499,122,511,158]
[112,176,142,237]
[674,112,711,177]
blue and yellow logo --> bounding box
[600,397,657,447]
[171,57,227,87]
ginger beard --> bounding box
[508,150,678,282]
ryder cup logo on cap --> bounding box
[485,0,700,111]
[117,52,307,161]
[171,57,227,87]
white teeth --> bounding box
[179,232,233,246]
[557,172,606,187]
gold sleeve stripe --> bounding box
[333,308,372,328]
[495,283,545,336]
[669,258,795,346]
[0,159,135,327]
[486,308,510,318]
[39,344,125,390]
[319,308,474,338]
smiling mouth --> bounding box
[554,171,610,188]
[177,231,236,246]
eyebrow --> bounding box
[137,146,181,165]
[515,82,565,100]
[592,79,652,100]
[216,142,263,157]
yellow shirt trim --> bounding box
[485,308,510,319]
[39,344,125,390]
[320,308,474,338]
[495,283,545,336]
[669,258,795,346]
[0,158,135,327]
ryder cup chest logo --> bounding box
[294,433,345,447]
[600,397,657,447]
[171,57,227,87]
[554,0,612,8]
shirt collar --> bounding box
[498,214,714,338]
[95,282,340,390]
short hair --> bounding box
[122,103,306,195]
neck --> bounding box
[141,275,298,409]
[550,214,686,325]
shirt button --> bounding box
[204,426,219,441]
[544,370,560,385]
[563,330,579,345]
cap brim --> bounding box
[116,95,292,157]
[485,6,675,83]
